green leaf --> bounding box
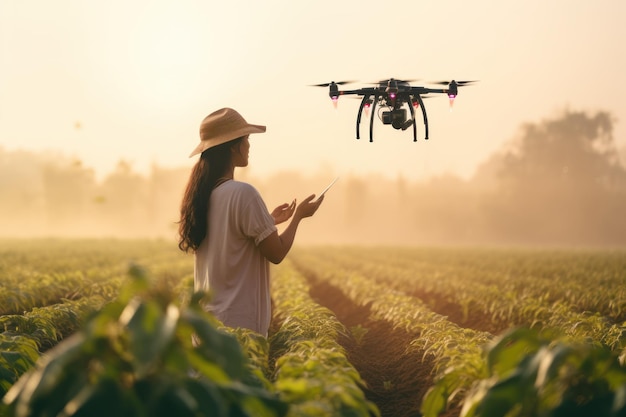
[183,378,228,417]
[612,384,626,416]
[183,309,247,379]
[421,383,448,417]
[476,372,527,417]
[120,298,180,376]
[274,378,309,397]
[151,385,199,417]
[59,377,136,417]
[5,333,87,416]
[487,327,541,376]
[232,388,289,417]
[460,380,490,417]
[535,344,574,389]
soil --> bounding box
[308,279,460,417]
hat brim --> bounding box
[189,124,266,157]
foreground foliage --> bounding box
[2,265,287,417]
[462,327,626,417]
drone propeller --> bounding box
[370,78,420,93]
[373,78,420,84]
[428,80,477,109]
[310,80,356,87]
[431,80,478,86]
[311,80,357,107]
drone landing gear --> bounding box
[407,98,417,142]
[355,94,378,142]
[413,94,429,140]
[355,93,430,142]
[369,98,377,142]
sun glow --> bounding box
[127,10,206,108]
[85,3,212,113]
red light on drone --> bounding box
[364,101,371,116]
[449,95,455,109]
[412,100,419,109]
[389,92,396,100]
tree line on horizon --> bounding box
[1,109,625,246]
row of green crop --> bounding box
[0,295,107,350]
[219,260,382,416]
[298,247,626,350]
[290,249,626,417]
[309,246,626,322]
[0,239,195,316]
[0,279,179,399]
[0,274,121,316]
[0,240,196,403]
[289,251,491,416]
[0,295,105,400]
[268,260,379,417]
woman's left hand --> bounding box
[271,199,296,225]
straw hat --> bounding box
[189,108,266,157]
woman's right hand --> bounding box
[295,194,324,219]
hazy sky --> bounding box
[1,1,624,182]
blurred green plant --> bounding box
[2,264,288,417]
[459,327,626,417]
[0,335,40,398]
[350,325,369,346]
[226,327,275,391]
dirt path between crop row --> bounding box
[307,279,454,417]
[409,289,508,336]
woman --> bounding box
[178,107,323,337]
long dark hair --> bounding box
[178,138,243,252]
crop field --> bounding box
[1,239,625,416]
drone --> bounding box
[311,78,477,142]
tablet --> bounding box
[316,177,339,201]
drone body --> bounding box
[312,78,476,142]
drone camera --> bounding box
[382,109,408,130]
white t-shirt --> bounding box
[194,180,277,336]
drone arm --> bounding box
[341,88,375,96]
[415,95,429,140]
[422,87,447,95]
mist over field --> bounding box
[2,109,625,247]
